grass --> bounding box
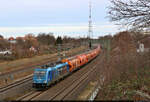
[0,53,57,73]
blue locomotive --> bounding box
[33,62,69,88]
[32,45,101,89]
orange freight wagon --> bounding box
[62,58,80,72]
[76,54,88,66]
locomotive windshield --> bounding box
[34,71,46,78]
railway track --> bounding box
[0,47,91,100]
[50,63,98,100]
[0,47,88,89]
[0,75,33,93]
[17,53,102,101]
[49,53,104,100]
[17,91,43,101]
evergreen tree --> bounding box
[56,36,62,44]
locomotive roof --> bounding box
[34,68,47,71]
[40,62,57,69]
[52,62,68,70]
[34,62,68,72]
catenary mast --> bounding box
[88,0,93,48]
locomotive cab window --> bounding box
[34,71,46,78]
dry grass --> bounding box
[0,53,57,73]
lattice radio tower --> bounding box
[88,0,93,48]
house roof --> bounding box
[8,37,15,41]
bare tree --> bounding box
[37,33,55,45]
[108,0,150,30]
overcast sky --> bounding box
[0,0,124,38]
